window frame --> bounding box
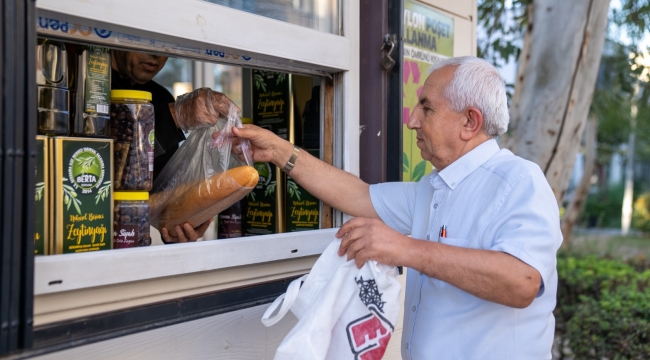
[30,0,359,330]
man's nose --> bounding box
[406,108,420,130]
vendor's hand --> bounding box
[213,124,292,166]
[161,218,213,243]
[336,217,410,269]
[171,88,240,131]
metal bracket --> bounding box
[380,34,397,71]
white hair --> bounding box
[428,56,509,137]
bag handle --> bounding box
[261,274,307,327]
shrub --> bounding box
[555,254,650,359]
[581,185,625,228]
[633,192,650,233]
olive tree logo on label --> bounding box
[254,162,271,186]
[68,147,105,194]
[148,129,155,147]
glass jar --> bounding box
[36,38,69,135]
[110,90,155,191]
[113,191,151,248]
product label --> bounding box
[286,149,320,232]
[35,137,47,255]
[244,162,276,235]
[84,46,110,115]
[217,202,243,239]
[252,70,290,140]
[113,224,138,248]
[57,138,112,253]
[145,126,155,172]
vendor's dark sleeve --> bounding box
[146,82,186,181]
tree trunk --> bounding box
[621,129,636,235]
[621,88,638,235]
[561,116,597,246]
[500,0,611,206]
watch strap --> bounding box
[281,146,300,174]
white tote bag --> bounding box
[261,239,402,360]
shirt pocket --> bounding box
[439,236,469,248]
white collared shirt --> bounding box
[369,139,562,360]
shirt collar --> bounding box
[432,139,500,190]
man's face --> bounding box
[112,50,168,85]
[407,66,465,170]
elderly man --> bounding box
[232,56,561,359]
[112,50,236,242]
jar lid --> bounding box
[114,191,149,201]
[241,117,253,124]
[111,90,152,102]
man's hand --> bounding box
[336,217,411,268]
[171,88,239,131]
[161,218,213,243]
[213,124,293,166]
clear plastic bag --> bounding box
[150,104,257,236]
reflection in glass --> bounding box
[214,64,243,108]
[204,0,340,35]
[153,57,193,99]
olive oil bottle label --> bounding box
[55,138,113,253]
[83,46,110,115]
[286,149,320,232]
[35,136,49,255]
[244,162,277,236]
[252,70,290,140]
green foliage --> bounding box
[477,0,531,67]
[634,192,650,233]
[611,0,650,48]
[556,254,650,359]
[581,185,626,228]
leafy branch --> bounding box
[265,181,276,197]
[95,181,111,204]
[62,179,82,215]
[75,155,97,173]
[276,73,287,85]
[35,182,45,202]
[247,190,257,202]
[254,73,267,92]
[477,0,530,67]
[287,180,301,201]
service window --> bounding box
[27,0,359,353]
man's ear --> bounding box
[460,107,484,141]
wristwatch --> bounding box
[281,145,300,174]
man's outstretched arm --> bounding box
[231,125,379,220]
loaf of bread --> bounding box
[151,165,258,236]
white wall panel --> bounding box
[35,273,407,360]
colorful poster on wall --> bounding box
[402,1,454,181]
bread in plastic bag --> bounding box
[150,104,257,236]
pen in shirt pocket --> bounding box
[439,225,447,239]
